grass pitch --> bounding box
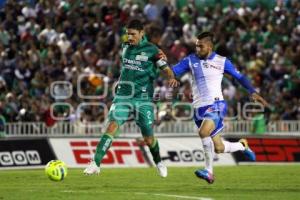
[0,165,299,200]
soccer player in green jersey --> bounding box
[84,19,179,177]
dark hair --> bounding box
[126,19,144,31]
[197,31,214,43]
[145,23,162,39]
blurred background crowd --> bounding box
[0,0,299,129]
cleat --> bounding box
[194,169,214,184]
[239,139,256,161]
[156,162,167,178]
[83,160,100,175]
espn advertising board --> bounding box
[226,138,300,162]
[49,137,236,168]
[0,138,56,168]
[150,138,235,166]
[49,138,149,168]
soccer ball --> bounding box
[45,160,68,181]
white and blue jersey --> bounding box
[172,52,256,136]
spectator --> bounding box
[0,0,298,124]
[251,112,266,135]
[160,26,177,48]
[144,0,159,22]
[161,0,174,28]
[0,23,10,46]
[170,40,188,61]
[182,20,197,46]
[0,112,5,137]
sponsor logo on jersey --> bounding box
[135,55,148,62]
[123,64,144,71]
[123,58,145,71]
[193,63,200,68]
[202,61,222,70]
[209,64,222,70]
[123,58,142,65]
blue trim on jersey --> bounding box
[172,57,190,77]
[224,59,242,79]
[194,100,227,137]
[238,76,256,93]
[224,59,256,94]
[172,52,217,76]
[189,55,210,100]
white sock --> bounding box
[201,137,214,174]
[223,140,245,153]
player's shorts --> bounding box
[108,99,154,136]
[193,100,227,137]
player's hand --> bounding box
[168,78,180,88]
[158,49,167,61]
[251,93,269,108]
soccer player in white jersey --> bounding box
[172,32,268,184]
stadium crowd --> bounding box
[0,0,299,127]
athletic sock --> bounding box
[201,137,214,174]
[149,138,162,164]
[223,140,245,153]
[94,133,113,166]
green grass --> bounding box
[0,166,299,200]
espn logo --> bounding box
[248,139,300,162]
[70,140,145,164]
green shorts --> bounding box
[108,99,155,136]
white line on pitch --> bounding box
[136,192,213,200]
[61,190,213,200]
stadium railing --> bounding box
[3,120,300,137]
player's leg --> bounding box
[83,121,118,175]
[199,119,215,173]
[194,102,228,183]
[136,102,167,177]
[94,102,132,165]
[143,136,162,164]
[208,101,254,159]
[210,109,256,161]
[194,118,216,183]
[84,102,131,175]
[212,135,256,161]
[93,121,118,167]
[212,134,244,153]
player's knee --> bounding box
[214,144,225,154]
[198,130,211,138]
[140,125,154,145]
[143,137,154,146]
[106,121,119,136]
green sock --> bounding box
[94,134,113,166]
[149,138,162,164]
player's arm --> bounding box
[164,56,191,87]
[172,57,191,77]
[224,59,269,107]
[162,67,179,87]
[155,49,179,87]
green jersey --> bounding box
[115,37,167,100]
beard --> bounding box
[197,51,209,59]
